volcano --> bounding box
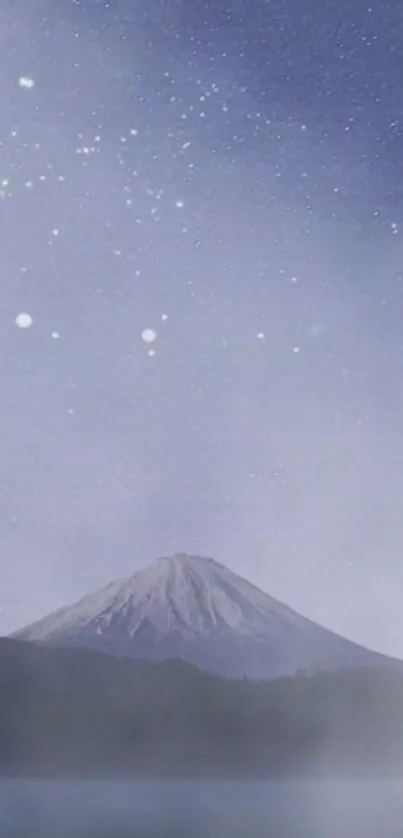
[13,553,399,679]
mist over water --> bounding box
[2,780,403,837]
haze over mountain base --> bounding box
[1,638,403,780]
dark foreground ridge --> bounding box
[2,638,403,779]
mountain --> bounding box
[12,553,400,679]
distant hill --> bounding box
[12,554,401,679]
[2,637,403,778]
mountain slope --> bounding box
[12,554,400,679]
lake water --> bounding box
[1,779,403,837]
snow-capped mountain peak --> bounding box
[15,554,301,640]
[13,553,399,679]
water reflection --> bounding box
[2,780,403,837]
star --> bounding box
[141,329,157,344]
[18,77,35,89]
[15,313,33,329]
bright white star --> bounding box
[15,313,33,329]
[141,329,157,344]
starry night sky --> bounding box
[1,0,403,655]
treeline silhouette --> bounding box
[1,638,403,777]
